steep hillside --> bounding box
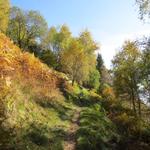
[0,33,78,149]
[0,33,115,150]
[0,33,149,150]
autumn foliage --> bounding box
[0,33,64,94]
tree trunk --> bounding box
[132,97,136,115]
[131,89,137,115]
[72,79,75,86]
[18,40,22,48]
[137,95,141,117]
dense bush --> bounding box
[84,69,100,90]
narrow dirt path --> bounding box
[63,109,81,150]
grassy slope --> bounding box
[0,33,112,150]
[0,33,150,150]
[0,33,81,149]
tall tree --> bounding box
[96,53,112,93]
[140,38,150,103]
[136,0,150,20]
[7,7,26,48]
[79,30,98,54]
[43,24,71,53]
[42,25,71,70]
[0,0,10,33]
[96,53,104,90]
[42,26,58,52]
[96,53,104,75]
[78,30,99,87]
[7,7,48,50]
[78,30,98,73]
[25,10,48,48]
[112,41,141,116]
[60,38,89,85]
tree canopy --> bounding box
[0,0,10,33]
[112,41,142,115]
[7,6,48,50]
[136,0,150,20]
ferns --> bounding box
[77,106,119,150]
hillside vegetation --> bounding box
[0,33,150,150]
[0,0,150,149]
[0,33,115,149]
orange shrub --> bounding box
[102,85,116,101]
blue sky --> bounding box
[11,0,150,68]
